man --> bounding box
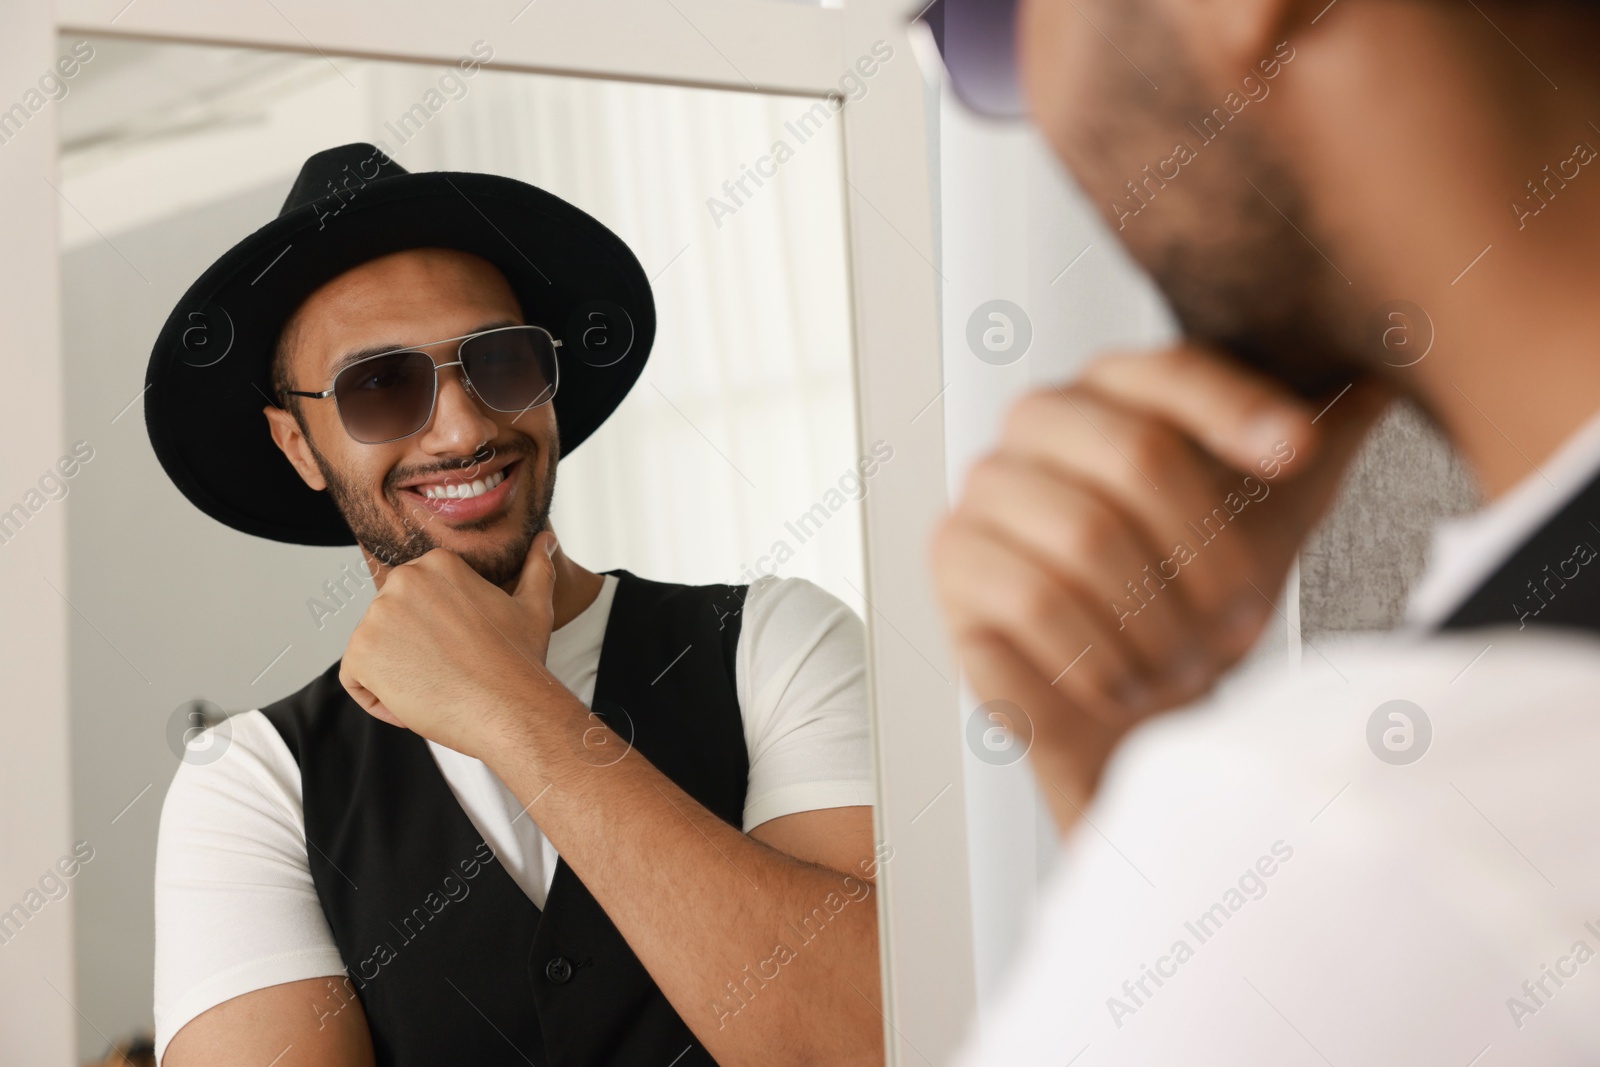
[928,0,1600,1062]
[148,145,884,1067]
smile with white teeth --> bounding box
[420,468,506,500]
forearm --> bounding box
[483,693,884,1067]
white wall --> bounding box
[0,13,78,1066]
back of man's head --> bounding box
[1018,0,1600,483]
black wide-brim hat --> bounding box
[145,143,654,546]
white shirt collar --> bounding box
[1407,407,1600,629]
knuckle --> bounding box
[1002,389,1062,443]
[1143,345,1191,375]
[959,455,1008,503]
[1058,499,1118,561]
[1006,574,1060,632]
[1123,420,1181,478]
[1080,349,1139,383]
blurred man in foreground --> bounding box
[928,1,1600,1061]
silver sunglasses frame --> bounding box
[283,324,563,445]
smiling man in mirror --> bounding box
[147,144,883,1067]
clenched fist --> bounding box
[930,344,1388,831]
[339,530,571,758]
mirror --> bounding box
[59,33,878,1063]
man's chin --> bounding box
[462,548,534,590]
[1223,335,1366,400]
[430,524,539,588]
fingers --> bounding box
[996,387,1266,631]
[933,515,1141,717]
[1270,376,1394,530]
[1078,345,1317,473]
[513,530,559,603]
[956,456,1207,680]
[934,507,1249,724]
[365,701,407,728]
[338,659,406,728]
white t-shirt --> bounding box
[955,429,1600,1066]
[153,574,873,1061]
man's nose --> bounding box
[418,366,499,455]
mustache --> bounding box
[383,437,537,495]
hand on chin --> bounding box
[338,529,567,758]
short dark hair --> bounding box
[269,307,307,424]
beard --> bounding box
[308,430,559,591]
[1059,8,1368,398]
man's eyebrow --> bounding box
[324,319,522,380]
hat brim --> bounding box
[145,171,654,546]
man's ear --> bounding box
[263,404,329,491]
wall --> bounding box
[0,10,77,1064]
[64,177,361,1055]
[1301,401,1477,637]
[936,85,1181,1005]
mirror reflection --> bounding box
[60,35,882,1066]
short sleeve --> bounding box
[153,710,347,1062]
[736,576,875,831]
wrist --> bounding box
[478,683,589,781]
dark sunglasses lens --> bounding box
[461,328,558,414]
[333,350,437,443]
[919,0,1024,118]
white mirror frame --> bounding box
[0,1,974,1062]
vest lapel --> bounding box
[1439,466,1600,633]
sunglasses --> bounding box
[283,325,561,445]
[914,0,1024,119]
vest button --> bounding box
[545,956,574,984]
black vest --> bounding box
[1440,466,1600,634]
[263,570,749,1066]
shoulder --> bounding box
[741,575,863,642]
[159,709,304,840]
[156,710,311,921]
[1104,626,1600,801]
[966,632,1600,1063]
[736,576,865,691]
[734,577,867,732]
[1085,628,1600,862]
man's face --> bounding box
[1015,0,1363,395]
[264,248,557,590]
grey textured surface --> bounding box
[1299,399,1479,637]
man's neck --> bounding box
[547,548,604,630]
[1288,2,1600,505]
[1405,244,1600,504]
